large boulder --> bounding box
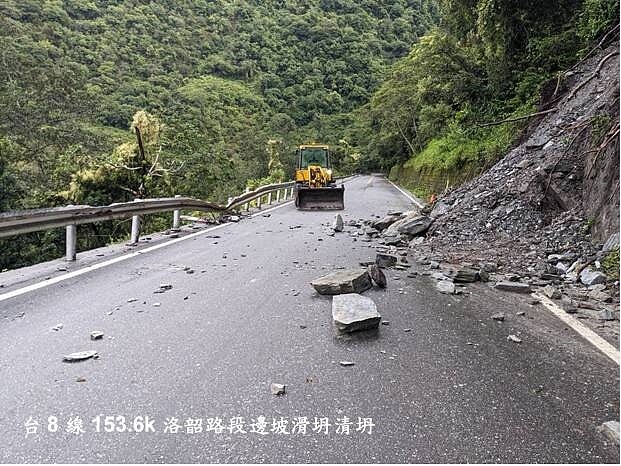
[579,267,607,286]
[383,210,418,236]
[375,253,398,268]
[371,214,401,231]
[396,215,433,237]
[332,293,381,333]
[311,269,372,295]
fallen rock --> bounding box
[579,267,607,286]
[507,335,522,343]
[51,324,64,331]
[372,214,401,231]
[333,214,344,232]
[436,281,456,294]
[339,361,355,367]
[452,268,479,283]
[90,331,104,340]
[311,269,372,295]
[270,383,286,395]
[496,282,531,293]
[332,293,381,333]
[598,309,615,321]
[368,264,387,288]
[397,215,433,237]
[542,285,561,299]
[598,420,620,445]
[375,253,398,268]
[63,350,98,362]
[491,313,505,321]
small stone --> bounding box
[63,350,98,362]
[507,335,522,343]
[491,313,505,321]
[153,302,161,307]
[403,328,412,332]
[436,280,456,294]
[542,285,561,299]
[381,320,390,325]
[339,361,355,367]
[429,261,440,269]
[270,383,286,395]
[516,311,526,316]
[368,264,387,288]
[159,283,173,290]
[76,377,87,383]
[332,214,344,232]
[90,331,104,340]
[453,267,479,283]
[51,324,64,331]
[496,282,531,293]
[598,309,615,321]
[375,253,398,268]
[598,420,620,445]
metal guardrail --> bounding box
[0,176,352,261]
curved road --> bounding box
[0,175,618,462]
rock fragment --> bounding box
[51,324,64,331]
[270,383,286,395]
[339,361,355,367]
[598,420,620,445]
[507,335,522,343]
[311,269,372,295]
[368,264,387,288]
[90,331,104,340]
[491,313,505,321]
[375,253,398,268]
[452,268,479,283]
[63,350,98,362]
[495,282,531,293]
[332,293,381,333]
[579,268,607,286]
[333,214,344,232]
[542,285,561,299]
[436,281,456,294]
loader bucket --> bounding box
[295,185,345,210]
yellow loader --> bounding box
[294,144,344,210]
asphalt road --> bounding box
[0,175,618,463]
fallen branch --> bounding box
[568,50,619,100]
[552,23,620,97]
[478,108,558,127]
[584,123,620,179]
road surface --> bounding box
[0,175,618,462]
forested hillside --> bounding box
[0,0,618,270]
[0,0,438,268]
[353,0,619,195]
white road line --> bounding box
[0,199,294,303]
[533,293,620,365]
[385,178,425,209]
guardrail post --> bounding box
[65,224,76,261]
[256,194,262,209]
[288,187,293,199]
[267,192,272,205]
[172,194,181,230]
[276,190,281,203]
[129,198,141,244]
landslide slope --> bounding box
[425,44,620,276]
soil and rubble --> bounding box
[313,46,619,344]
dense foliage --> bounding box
[0,0,438,269]
[350,0,619,192]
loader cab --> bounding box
[297,145,330,169]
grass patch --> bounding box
[602,247,619,280]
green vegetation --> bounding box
[602,248,620,280]
[349,0,619,189]
[0,0,438,269]
[0,0,618,270]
